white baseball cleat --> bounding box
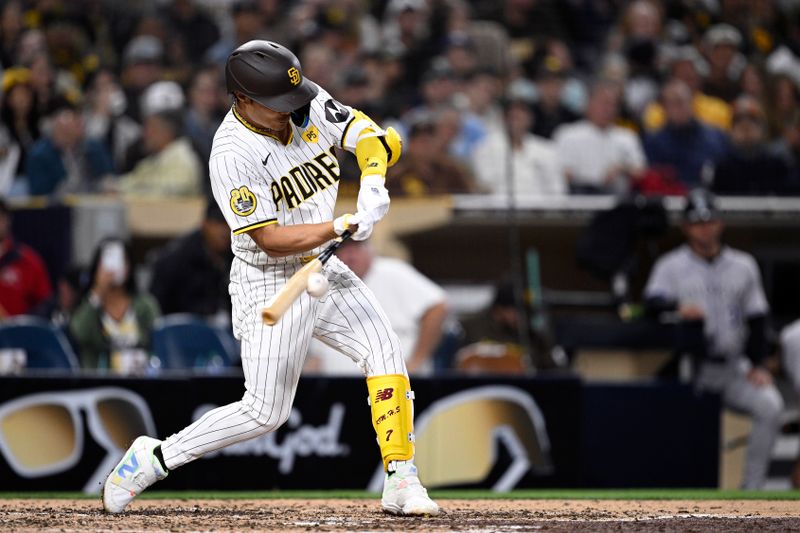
[103,436,168,513]
[381,461,440,516]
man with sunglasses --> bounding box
[103,40,439,516]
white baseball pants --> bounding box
[160,255,406,469]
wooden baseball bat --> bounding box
[261,230,352,326]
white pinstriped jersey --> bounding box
[209,85,357,265]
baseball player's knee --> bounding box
[241,393,291,433]
[752,387,784,424]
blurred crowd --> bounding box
[3,0,800,367]
[0,0,799,199]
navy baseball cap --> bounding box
[684,189,719,223]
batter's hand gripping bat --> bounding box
[261,230,352,326]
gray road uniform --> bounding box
[645,244,782,489]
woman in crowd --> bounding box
[70,238,160,369]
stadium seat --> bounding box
[0,316,80,371]
[152,314,239,371]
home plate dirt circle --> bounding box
[2,499,799,532]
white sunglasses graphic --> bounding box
[0,387,156,493]
[368,385,553,492]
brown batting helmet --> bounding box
[225,40,318,113]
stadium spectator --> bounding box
[644,190,781,490]
[457,281,555,373]
[120,35,165,123]
[149,201,232,322]
[112,110,202,198]
[553,81,645,194]
[26,100,115,196]
[84,69,141,172]
[25,51,79,119]
[0,67,40,177]
[0,198,52,319]
[479,0,565,46]
[206,0,269,66]
[381,0,440,91]
[139,81,186,119]
[0,124,20,195]
[306,239,448,376]
[464,68,504,137]
[162,0,220,61]
[643,46,732,132]
[70,238,160,370]
[605,0,662,116]
[0,0,24,69]
[702,24,746,103]
[472,99,566,196]
[386,118,474,196]
[185,67,227,186]
[434,104,487,162]
[403,62,459,124]
[771,110,800,185]
[33,265,84,333]
[766,73,800,140]
[713,96,793,195]
[530,56,580,139]
[644,79,729,189]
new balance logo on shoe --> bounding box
[117,453,139,479]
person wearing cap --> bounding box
[149,200,232,321]
[102,40,439,517]
[702,23,746,103]
[643,45,732,131]
[713,95,793,195]
[644,189,781,489]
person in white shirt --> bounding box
[553,81,646,194]
[471,98,566,196]
[307,239,448,376]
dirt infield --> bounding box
[1,498,799,532]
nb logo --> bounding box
[375,388,394,403]
[117,452,139,479]
[288,67,301,86]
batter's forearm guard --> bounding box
[367,374,415,470]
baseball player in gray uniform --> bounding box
[103,41,439,516]
[644,189,782,489]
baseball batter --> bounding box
[644,189,782,489]
[103,40,439,516]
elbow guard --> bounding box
[348,110,403,177]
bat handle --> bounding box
[318,229,352,264]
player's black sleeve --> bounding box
[643,296,678,318]
[744,313,769,366]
